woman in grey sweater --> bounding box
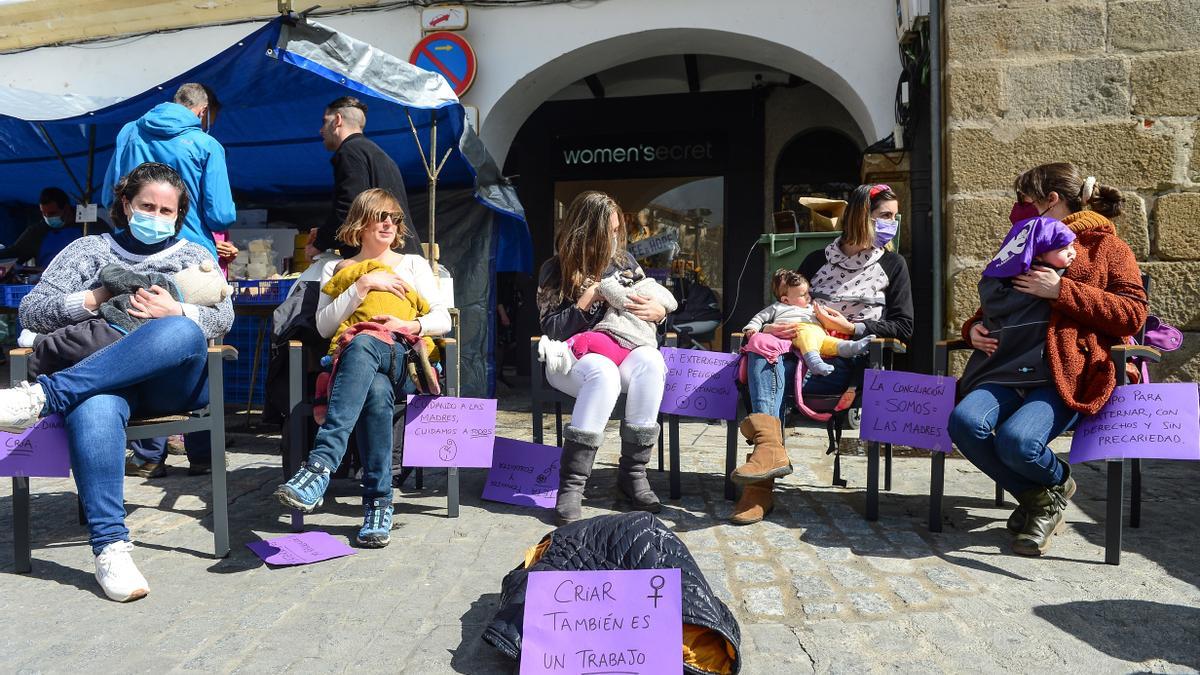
[0,162,233,602]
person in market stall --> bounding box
[306,96,422,260]
[101,82,238,478]
[1,187,109,267]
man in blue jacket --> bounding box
[101,83,235,478]
[102,83,236,263]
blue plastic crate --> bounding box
[223,314,271,406]
[0,284,34,309]
[231,278,296,305]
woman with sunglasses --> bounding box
[274,188,450,548]
[732,184,914,525]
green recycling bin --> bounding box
[757,231,839,305]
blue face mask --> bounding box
[128,209,176,244]
[43,215,65,229]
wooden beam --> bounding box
[0,0,382,53]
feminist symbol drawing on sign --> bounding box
[647,574,665,609]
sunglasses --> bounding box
[374,211,404,225]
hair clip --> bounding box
[868,184,892,200]
[1080,176,1096,202]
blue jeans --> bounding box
[745,352,864,419]
[308,335,415,502]
[947,384,1078,497]
[130,433,211,465]
[37,316,210,554]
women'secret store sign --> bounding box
[520,568,683,675]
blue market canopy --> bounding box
[0,16,530,274]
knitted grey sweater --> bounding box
[18,234,234,340]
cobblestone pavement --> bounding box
[2,391,1199,673]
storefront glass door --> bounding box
[553,176,725,349]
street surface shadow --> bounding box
[1033,599,1200,669]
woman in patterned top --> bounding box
[731,184,914,525]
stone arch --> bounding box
[480,27,886,166]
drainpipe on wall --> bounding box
[930,0,945,343]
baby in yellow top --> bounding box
[321,258,438,361]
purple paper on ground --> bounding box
[0,414,70,478]
[245,531,357,566]
[1070,383,1200,463]
[402,395,497,468]
[481,437,561,509]
[658,347,739,421]
[520,568,683,675]
[859,369,956,453]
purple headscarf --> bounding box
[983,216,1076,278]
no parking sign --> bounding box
[410,31,477,96]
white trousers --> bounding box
[545,346,666,435]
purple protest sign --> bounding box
[0,414,70,478]
[520,568,683,675]
[482,437,560,509]
[245,531,357,566]
[402,395,497,468]
[1070,383,1200,463]
[860,369,956,453]
[659,347,739,421]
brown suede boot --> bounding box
[730,454,774,525]
[731,413,792,485]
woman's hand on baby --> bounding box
[1012,267,1062,299]
[370,315,421,334]
[127,285,182,319]
[575,281,601,310]
[968,322,998,356]
[625,294,667,323]
[356,272,412,298]
[84,287,113,311]
[814,303,855,334]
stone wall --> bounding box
[945,0,1200,381]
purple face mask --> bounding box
[873,218,898,248]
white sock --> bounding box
[538,337,577,375]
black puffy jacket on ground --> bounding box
[483,512,742,674]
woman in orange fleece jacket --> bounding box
[948,162,1147,557]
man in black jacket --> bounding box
[307,96,420,258]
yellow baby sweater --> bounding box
[321,259,438,360]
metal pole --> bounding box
[83,125,97,236]
[36,123,87,203]
[930,0,945,345]
[428,118,438,277]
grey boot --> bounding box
[555,425,602,526]
[616,422,662,513]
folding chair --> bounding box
[932,273,1159,565]
[529,334,680,498]
[8,343,238,573]
[725,334,907,520]
[284,309,461,529]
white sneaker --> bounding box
[94,541,150,602]
[0,381,46,432]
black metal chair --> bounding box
[8,343,238,573]
[725,333,907,519]
[932,273,1159,565]
[529,334,682,498]
[284,309,462,529]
